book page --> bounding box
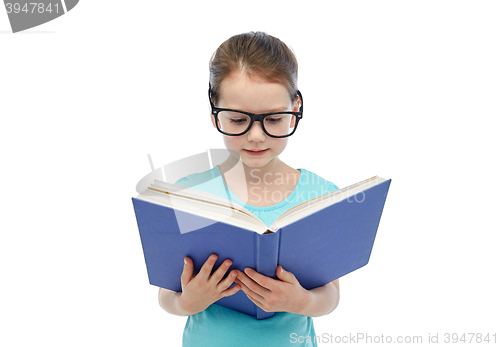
[152,179,244,207]
[136,190,268,234]
[136,181,270,234]
[275,176,386,228]
[147,185,259,224]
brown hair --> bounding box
[209,31,298,105]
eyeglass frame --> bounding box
[208,87,303,138]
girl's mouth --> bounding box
[243,149,268,156]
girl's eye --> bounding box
[266,117,283,124]
[230,118,248,124]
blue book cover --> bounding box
[132,177,391,319]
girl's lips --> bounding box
[243,149,268,156]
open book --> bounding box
[132,175,391,319]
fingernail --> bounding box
[281,266,284,274]
[184,258,187,265]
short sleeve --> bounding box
[328,181,340,192]
[175,176,191,187]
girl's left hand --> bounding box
[234,265,310,315]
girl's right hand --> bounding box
[178,254,241,315]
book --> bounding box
[132,175,391,319]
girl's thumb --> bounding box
[181,257,193,283]
[277,265,288,278]
[277,265,297,284]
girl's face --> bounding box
[211,71,299,169]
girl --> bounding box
[158,31,340,347]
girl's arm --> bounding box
[158,288,196,316]
[296,279,340,317]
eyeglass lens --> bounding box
[217,111,297,137]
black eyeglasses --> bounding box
[209,88,303,138]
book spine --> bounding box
[254,230,281,319]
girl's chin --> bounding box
[240,155,274,168]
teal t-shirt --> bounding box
[175,165,339,347]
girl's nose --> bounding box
[246,121,266,141]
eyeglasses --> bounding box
[209,88,303,138]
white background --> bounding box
[1,1,499,346]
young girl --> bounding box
[158,31,340,347]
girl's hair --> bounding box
[209,31,298,105]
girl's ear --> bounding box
[210,113,218,128]
[293,95,302,112]
[290,95,301,128]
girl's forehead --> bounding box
[219,73,291,112]
[221,70,282,90]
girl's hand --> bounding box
[234,265,310,315]
[178,254,241,315]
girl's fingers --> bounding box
[243,290,265,310]
[180,257,194,286]
[198,254,218,280]
[217,269,238,291]
[220,282,241,298]
[209,259,233,285]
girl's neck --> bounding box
[218,156,301,207]
[218,156,297,186]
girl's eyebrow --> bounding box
[267,106,291,113]
[226,106,290,113]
